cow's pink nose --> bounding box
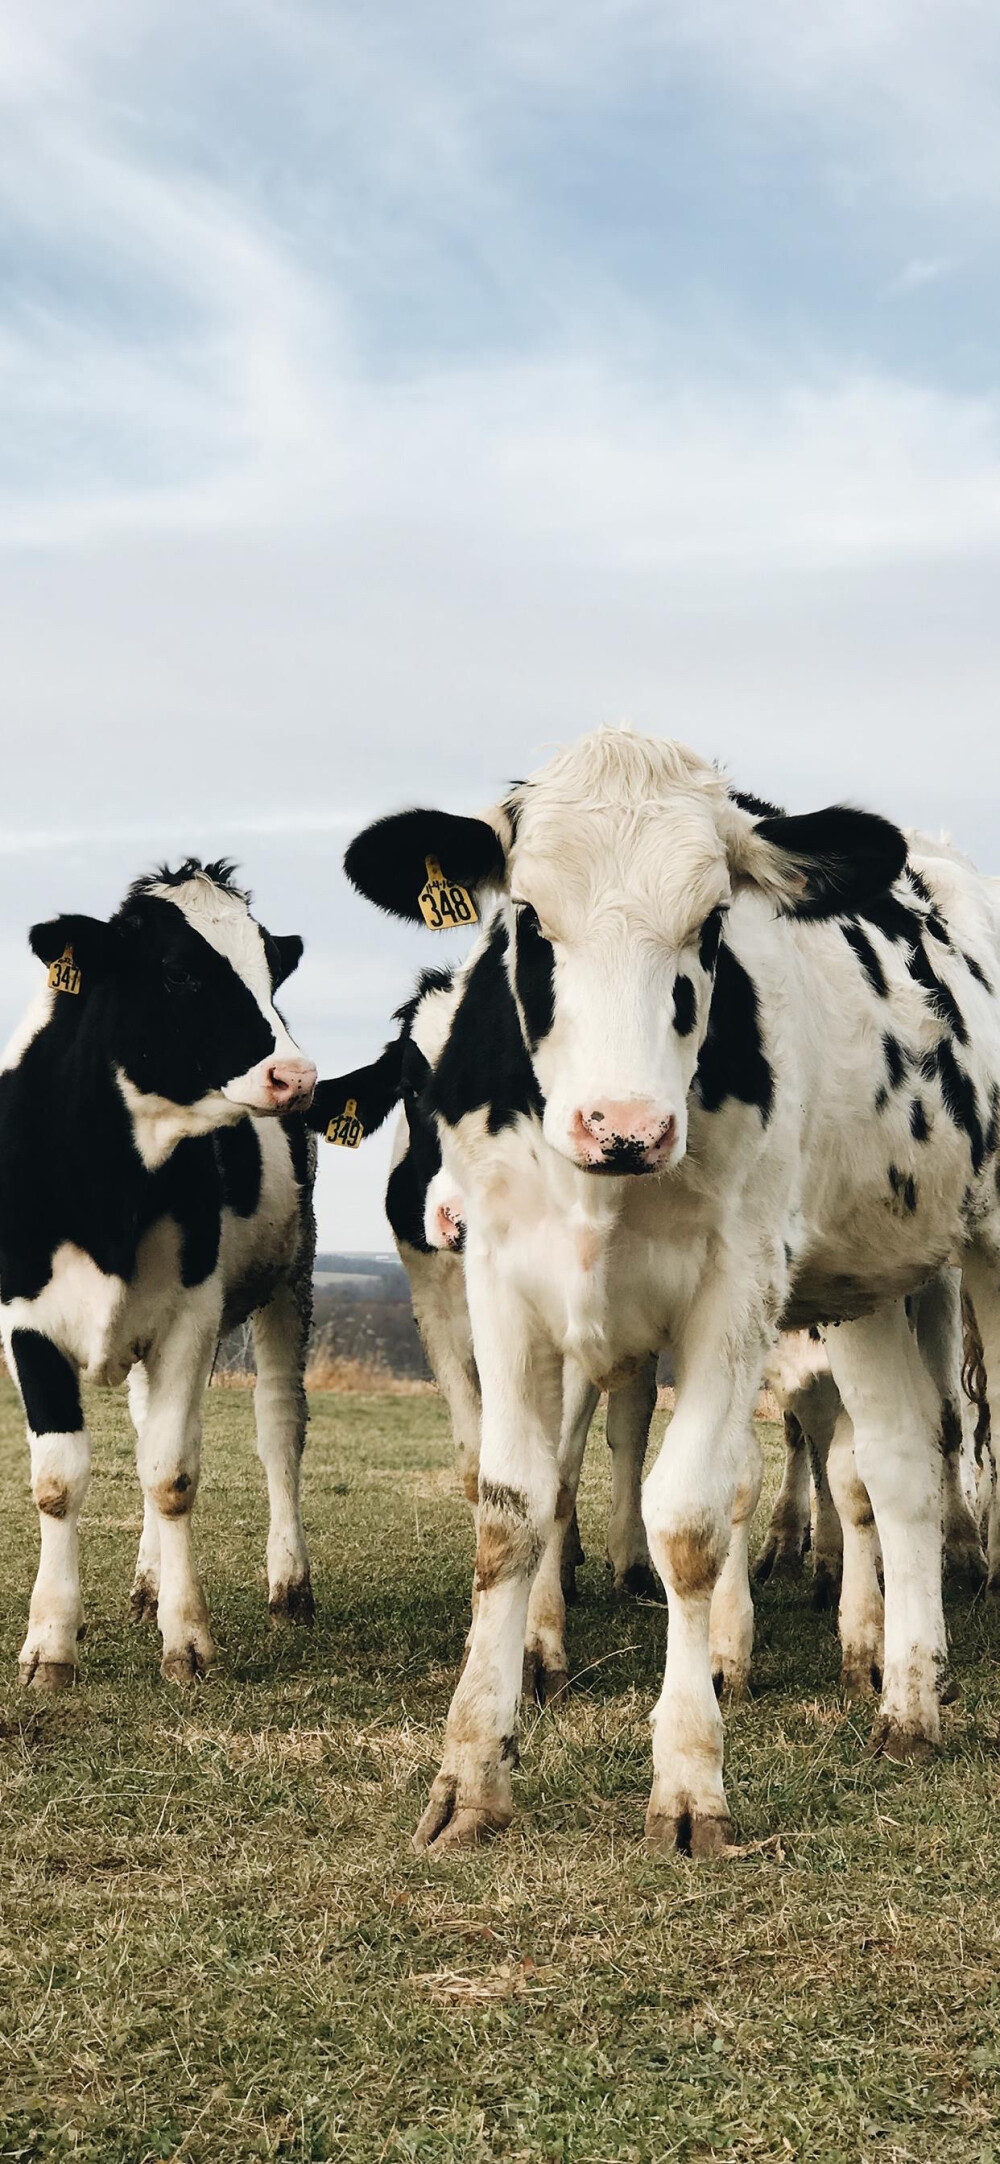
[433,1202,466,1251]
[571,1100,677,1171]
[266,1059,317,1108]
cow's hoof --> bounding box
[129,1577,159,1627]
[269,1576,315,1627]
[160,1643,213,1686]
[20,1657,76,1691]
[617,1561,660,1601]
[645,1806,734,1858]
[870,1720,936,1766]
[412,1775,512,1855]
[522,1650,570,1707]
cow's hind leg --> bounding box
[523,1363,598,1705]
[127,1363,160,1624]
[710,1421,763,1699]
[10,1331,89,1689]
[824,1304,945,1760]
[606,1358,659,1597]
[825,1410,884,1699]
[252,1278,313,1623]
[912,1271,988,1586]
[754,1411,810,1583]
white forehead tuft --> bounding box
[148,876,272,1007]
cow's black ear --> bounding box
[271,934,304,987]
[30,913,123,976]
[735,807,908,920]
[344,810,507,923]
[306,1036,406,1138]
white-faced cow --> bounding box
[0,860,318,1689]
[309,979,660,1704]
[345,731,1000,1857]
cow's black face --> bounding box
[109,898,279,1103]
[30,867,315,1118]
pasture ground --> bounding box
[2,1382,1000,2163]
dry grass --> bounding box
[2,1381,1000,2162]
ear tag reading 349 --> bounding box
[325,1097,364,1149]
[417,855,478,931]
[48,946,82,996]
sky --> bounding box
[3,0,1000,1248]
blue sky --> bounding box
[3,0,1000,1245]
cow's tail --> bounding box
[961,1288,991,1462]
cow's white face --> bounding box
[343,727,909,1181]
[506,786,732,1172]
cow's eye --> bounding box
[512,899,541,932]
[164,960,198,994]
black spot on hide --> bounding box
[934,1039,985,1174]
[428,921,544,1137]
[694,945,774,1125]
[514,908,555,1051]
[698,907,726,973]
[10,1331,82,1436]
[673,974,697,1036]
[842,923,888,997]
[909,1097,931,1143]
[215,1120,263,1218]
[883,1034,907,1090]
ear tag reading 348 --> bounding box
[417,855,478,932]
[48,945,82,996]
[325,1097,364,1149]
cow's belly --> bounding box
[218,1122,303,1327]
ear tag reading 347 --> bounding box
[325,1097,364,1149]
[417,856,478,932]
[48,946,82,996]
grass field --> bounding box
[3,1381,1000,2163]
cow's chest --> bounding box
[1,1218,195,1386]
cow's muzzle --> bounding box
[223,1057,318,1114]
[570,1100,677,1174]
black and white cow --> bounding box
[310,979,660,1705]
[0,860,318,1689]
[345,731,1000,1856]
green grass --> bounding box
[3,1381,1000,2162]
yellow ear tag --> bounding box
[325,1097,365,1149]
[417,855,478,931]
[48,945,82,996]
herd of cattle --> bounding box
[1,727,999,1861]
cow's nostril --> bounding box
[588,1110,605,1125]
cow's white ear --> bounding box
[344,809,508,924]
[726,805,908,920]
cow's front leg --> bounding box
[710,1422,763,1699]
[414,1278,562,1853]
[252,1280,314,1623]
[642,1286,771,1857]
[824,1303,945,1760]
[606,1357,659,1596]
[9,1331,90,1689]
[523,1361,598,1705]
[136,1303,219,1683]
